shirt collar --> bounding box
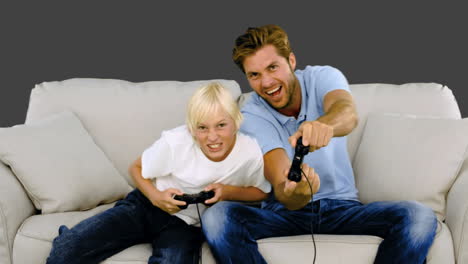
[257,70,308,125]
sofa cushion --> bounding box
[353,113,468,220]
[347,83,461,162]
[239,83,462,163]
[25,78,242,185]
[16,202,379,264]
[15,203,453,264]
[0,111,131,214]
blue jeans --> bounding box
[47,189,203,264]
[202,198,437,264]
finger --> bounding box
[283,167,291,180]
[313,172,321,193]
[204,184,214,192]
[167,188,183,196]
[205,190,221,204]
[204,197,218,204]
[306,169,320,194]
[317,127,327,147]
[304,166,314,180]
[301,126,312,147]
[289,130,303,148]
[284,180,297,196]
[325,128,333,146]
[309,125,319,148]
[299,165,311,182]
[171,198,187,206]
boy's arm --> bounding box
[129,156,185,213]
[204,184,268,204]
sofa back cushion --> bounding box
[353,113,468,219]
[0,111,132,213]
[239,83,461,161]
[26,78,241,185]
[347,83,461,162]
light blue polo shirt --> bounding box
[240,65,358,202]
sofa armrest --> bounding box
[447,157,468,264]
[0,162,35,264]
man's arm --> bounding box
[280,89,356,210]
[290,89,359,149]
[318,89,358,137]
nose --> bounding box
[261,73,275,88]
[207,128,218,142]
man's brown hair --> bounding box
[232,24,292,73]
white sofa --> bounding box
[0,78,467,264]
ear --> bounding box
[288,52,297,70]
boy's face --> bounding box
[243,44,298,111]
[193,108,237,162]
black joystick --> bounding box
[173,190,215,209]
[288,137,310,182]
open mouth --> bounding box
[207,143,222,151]
[265,85,282,97]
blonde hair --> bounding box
[186,82,243,134]
[233,24,292,73]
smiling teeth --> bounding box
[208,144,220,149]
[266,86,281,95]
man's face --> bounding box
[243,45,298,111]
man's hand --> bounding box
[149,188,186,214]
[289,120,334,152]
[283,163,320,198]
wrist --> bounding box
[221,185,236,201]
[150,188,163,205]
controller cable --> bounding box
[302,168,317,264]
[195,203,203,264]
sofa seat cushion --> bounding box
[13,202,453,264]
[13,203,155,264]
[258,235,381,263]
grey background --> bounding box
[1,1,467,127]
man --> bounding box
[202,25,437,264]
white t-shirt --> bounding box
[141,125,271,225]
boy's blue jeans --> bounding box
[202,198,437,264]
[46,189,203,264]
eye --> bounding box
[217,123,227,128]
[269,64,278,71]
[248,73,259,80]
[197,125,207,131]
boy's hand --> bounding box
[204,183,227,204]
[150,188,186,214]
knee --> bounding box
[202,201,241,243]
[397,201,437,243]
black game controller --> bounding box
[173,190,215,209]
[288,137,310,182]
